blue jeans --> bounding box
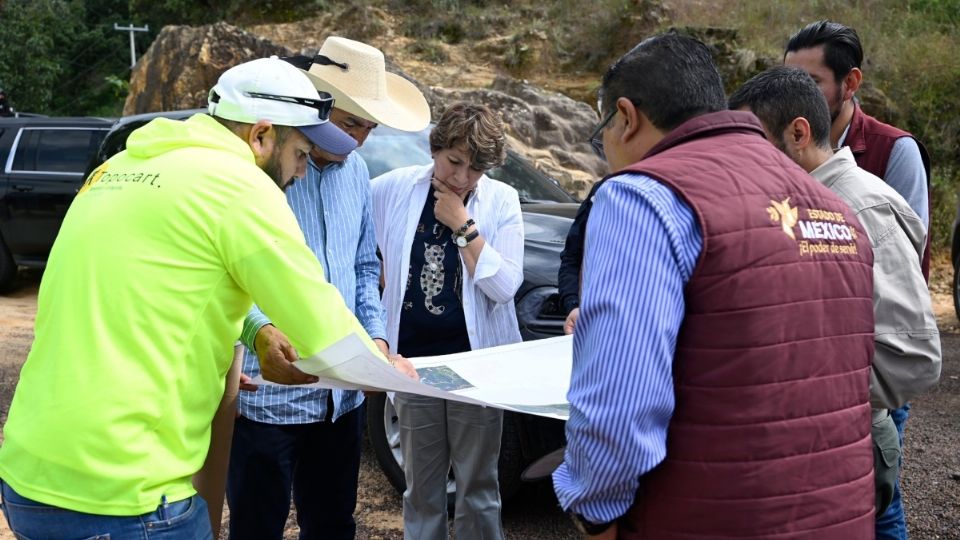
[0,480,213,539]
[876,403,910,540]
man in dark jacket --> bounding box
[557,179,603,334]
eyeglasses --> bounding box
[588,108,617,160]
[244,90,335,122]
[589,98,642,160]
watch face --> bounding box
[455,235,467,247]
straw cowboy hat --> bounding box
[302,37,430,132]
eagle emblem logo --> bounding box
[767,197,799,240]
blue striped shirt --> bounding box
[552,173,702,523]
[238,153,387,423]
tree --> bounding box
[0,1,70,113]
[0,0,133,115]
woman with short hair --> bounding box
[371,102,524,540]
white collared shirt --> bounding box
[371,164,524,352]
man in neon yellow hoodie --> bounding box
[0,57,416,539]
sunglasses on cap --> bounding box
[209,89,335,122]
[244,90,335,122]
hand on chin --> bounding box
[431,177,469,230]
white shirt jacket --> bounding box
[371,164,524,352]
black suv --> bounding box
[0,116,113,290]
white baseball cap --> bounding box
[208,56,357,156]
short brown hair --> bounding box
[429,102,506,171]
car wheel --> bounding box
[497,412,525,501]
[366,394,525,506]
[0,239,17,293]
[954,258,960,321]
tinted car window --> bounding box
[12,129,106,174]
[357,125,576,204]
[357,125,433,178]
[485,155,574,203]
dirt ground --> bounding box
[0,256,957,538]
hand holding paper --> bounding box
[389,354,420,381]
[253,324,319,385]
[255,333,574,420]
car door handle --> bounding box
[13,185,34,192]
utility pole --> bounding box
[113,23,150,68]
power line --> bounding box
[51,57,130,114]
[58,51,125,90]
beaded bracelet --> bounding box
[455,218,476,237]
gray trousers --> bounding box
[395,393,505,540]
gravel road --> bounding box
[0,266,956,539]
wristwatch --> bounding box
[454,229,479,248]
[569,513,614,535]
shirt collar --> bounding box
[836,121,852,150]
[810,146,857,189]
[308,154,348,174]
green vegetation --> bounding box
[0,0,131,116]
[405,41,450,65]
[0,0,325,116]
[665,0,960,247]
[2,0,956,246]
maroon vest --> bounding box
[847,102,932,279]
[616,111,876,539]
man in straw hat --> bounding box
[226,37,430,540]
[0,56,416,539]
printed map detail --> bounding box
[417,366,475,392]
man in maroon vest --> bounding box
[783,21,931,277]
[552,32,876,539]
[785,22,929,539]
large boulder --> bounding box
[123,22,291,115]
[857,81,903,126]
[428,77,607,195]
[124,22,606,196]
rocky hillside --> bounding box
[123,2,906,198]
[125,19,608,195]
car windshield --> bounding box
[357,125,575,203]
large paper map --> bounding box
[253,333,572,420]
